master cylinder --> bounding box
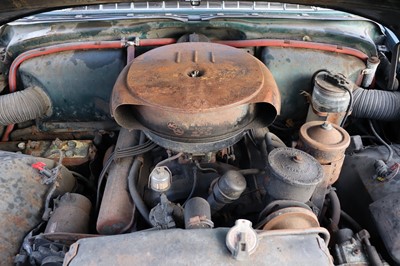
[306,71,353,126]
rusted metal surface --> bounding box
[96,161,135,234]
[45,193,92,234]
[123,42,279,113]
[96,129,137,235]
[265,147,323,202]
[307,98,350,126]
[64,227,332,266]
[298,121,348,212]
[19,139,95,166]
[0,151,75,265]
[9,121,118,141]
[262,207,319,230]
[299,121,350,184]
[326,112,348,126]
[111,42,280,152]
[0,139,96,166]
[10,128,97,142]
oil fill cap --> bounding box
[226,219,259,261]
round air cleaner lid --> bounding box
[126,43,265,111]
[111,42,281,153]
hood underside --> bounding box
[0,0,399,36]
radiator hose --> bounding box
[0,86,51,125]
[352,86,400,121]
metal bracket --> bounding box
[122,37,140,47]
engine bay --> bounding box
[0,11,399,265]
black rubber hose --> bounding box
[128,157,151,225]
[352,87,400,121]
[339,84,353,127]
[0,86,51,125]
[369,120,393,163]
[340,210,363,232]
[328,190,341,228]
[182,167,198,207]
[265,132,286,153]
[365,245,384,266]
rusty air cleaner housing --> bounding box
[111,42,280,152]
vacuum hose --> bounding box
[352,86,400,121]
[0,86,51,125]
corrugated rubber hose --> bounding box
[352,86,400,121]
[0,86,51,125]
